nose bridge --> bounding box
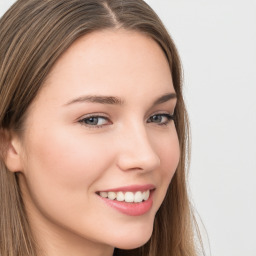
[116,120,160,172]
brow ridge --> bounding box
[152,93,177,106]
[64,92,176,106]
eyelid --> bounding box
[147,110,175,118]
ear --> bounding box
[0,129,24,173]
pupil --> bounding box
[87,117,98,125]
[152,115,161,123]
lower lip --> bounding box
[98,191,154,216]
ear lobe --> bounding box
[1,130,24,173]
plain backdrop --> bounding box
[1,1,256,256]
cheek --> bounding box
[151,127,180,204]
[20,125,121,241]
[155,128,180,177]
[162,137,180,179]
[21,125,115,210]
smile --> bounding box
[96,185,155,216]
[99,190,150,203]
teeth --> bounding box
[134,191,143,203]
[100,192,108,198]
[125,192,134,202]
[116,192,125,201]
[144,190,150,201]
[108,192,116,200]
[99,190,151,203]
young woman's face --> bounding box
[16,30,180,254]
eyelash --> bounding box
[78,115,110,128]
[147,113,175,126]
[78,113,175,129]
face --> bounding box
[14,30,180,255]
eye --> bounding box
[78,115,110,128]
[147,113,174,126]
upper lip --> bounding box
[97,184,155,193]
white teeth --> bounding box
[100,192,108,198]
[116,192,125,201]
[99,190,151,203]
[108,192,116,200]
[125,192,134,203]
[144,190,150,201]
[134,191,143,203]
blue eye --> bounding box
[147,113,174,125]
[79,116,109,127]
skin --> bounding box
[5,29,180,256]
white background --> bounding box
[1,1,256,256]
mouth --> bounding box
[96,185,155,216]
[97,190,151,203]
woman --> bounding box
[0,0,202,255]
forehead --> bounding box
[36,29,174,107]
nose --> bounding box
[116,123,160,173]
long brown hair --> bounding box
[0,0,201,255]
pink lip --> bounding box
[97,184,155,216]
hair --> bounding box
[0,0,203,255]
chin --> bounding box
[111,225,153,250]
[116,238,151,250]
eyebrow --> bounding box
[152,92,177,106]
[64,92,176,106]
[64,95,124,106]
